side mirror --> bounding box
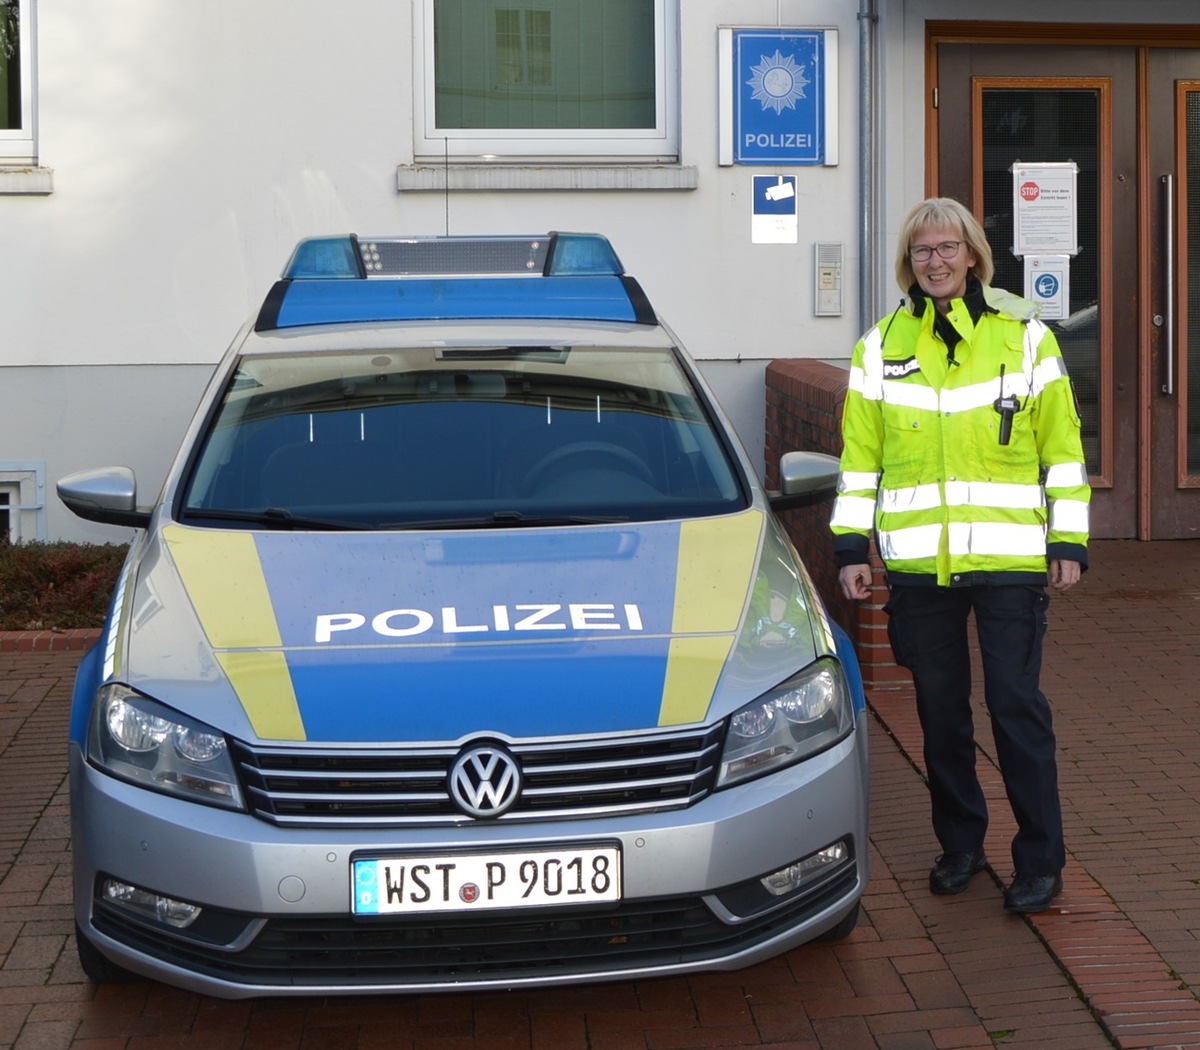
[767,451,841,511]
[57,467,153,529]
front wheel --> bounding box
[815,901,860,942]
[75,923,137,983]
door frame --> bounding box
[926,21,1200,539]
[1170,78,1200,500]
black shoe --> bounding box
[929,850,987,895]
[1003,872,1063,914]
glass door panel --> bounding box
[1185,89,1200,477]
[981,88,1101,475]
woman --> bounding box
[831,197,1090,914]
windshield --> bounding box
[179,345,747,529]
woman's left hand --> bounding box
[1049,559,1082,592]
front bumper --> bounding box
[71,724,869,998]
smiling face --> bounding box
[909,224,977,312]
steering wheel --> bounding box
[522,441,656,494]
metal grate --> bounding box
[231,725,724,828]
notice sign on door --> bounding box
[1024,255,1071,321]
[1012,162,1079,257]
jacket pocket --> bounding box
[881,414,929,483]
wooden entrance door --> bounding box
[935,27,1200,539]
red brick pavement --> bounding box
[0,539,1196,1048]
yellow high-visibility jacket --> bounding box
[831,282,1090,587]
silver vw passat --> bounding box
[59,233,869,998]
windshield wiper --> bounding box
[490,510,629,526]
[184,507,629,532]
[181,507,363,531]
[383,510,630,530]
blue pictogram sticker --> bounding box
[1034,273,1060,299]
[753,175,797,215]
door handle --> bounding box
[1163,173,1175,395]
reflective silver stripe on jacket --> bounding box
[877,520,1049,563]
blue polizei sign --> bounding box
[734,30,825,165]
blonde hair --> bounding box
[894,197,994,292]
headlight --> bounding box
[717,658,854,788]
[87,684,244,810]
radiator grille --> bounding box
[231,725,724,828]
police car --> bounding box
[58,233,869,998]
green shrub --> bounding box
[0,540,128,631]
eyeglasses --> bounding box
[909,241,963,262]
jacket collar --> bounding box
[906,274,992,322]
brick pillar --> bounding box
[764,359,910,691]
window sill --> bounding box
[0,167,53,195]
[397,164,698,193]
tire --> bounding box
[75,923,137,983]
[815,901,860,942]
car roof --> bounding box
[238,317,678,357]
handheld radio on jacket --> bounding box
[994,364,1020,446]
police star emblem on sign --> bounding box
[747,50,810,114]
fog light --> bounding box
[101,878,202,929]
[761,840,849,897]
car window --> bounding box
[179,345,747,529]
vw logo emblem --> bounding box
[448,744,523,818]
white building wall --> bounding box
[6,0,1198,541]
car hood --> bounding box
[107,510,833,744]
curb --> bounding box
[0,628,102,653]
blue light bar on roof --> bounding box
[544,233,626,275]
[280,232,625,280]
[256,232,653,331]
[260,275,652,330]
[283,237,364,279]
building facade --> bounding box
[2,0,1197,542]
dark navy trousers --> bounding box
[884,583,1065,876]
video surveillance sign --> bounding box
[752,175,798,244]
[730,30,836,166]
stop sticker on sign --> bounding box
[1012,162,1077,256]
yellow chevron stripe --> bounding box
[658,635,736,726]
[216,651,306,741]
[164,526,305,741]
[658,510,762,725]
[671,511,763,633]
[163,526,283,648]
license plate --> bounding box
[352,844,622,915]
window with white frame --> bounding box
[0,467,44,543]
[416,0,678,162]
[0,0,34,162]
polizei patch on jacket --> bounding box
[882,356,922,379]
